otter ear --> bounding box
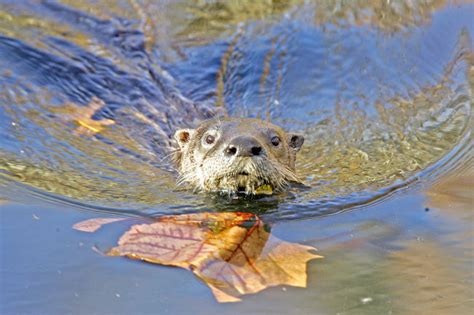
[174,129,195,149]
[288,134,304,152]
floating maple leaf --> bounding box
[73,212,322,303]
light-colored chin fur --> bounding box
[178,155,299,195]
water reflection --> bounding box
[374,168,474,314]
[0,1,472,221]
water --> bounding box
[0,1,473,314]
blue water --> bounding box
[0,1,473,314]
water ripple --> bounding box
[0,1,472,222]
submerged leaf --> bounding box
[53,97,115,135]
[104,212,321,302]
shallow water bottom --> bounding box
[1,169,472,315]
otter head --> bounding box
[173,117,304,195]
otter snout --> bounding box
[224,136,263,157]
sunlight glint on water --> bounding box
[0,1,472,221]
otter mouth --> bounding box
[237,186,247,193]
[236,172,251,193]
[203,158,287,195]
[220,172,274,195]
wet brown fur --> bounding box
[173,117,304,194]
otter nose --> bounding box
[224,136,263,157]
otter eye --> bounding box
[271,136,280,146]
[205,134,215,145]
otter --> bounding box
[173,117,304,195]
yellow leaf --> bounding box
[255,184,273,195]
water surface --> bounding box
[0,1,473,314]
